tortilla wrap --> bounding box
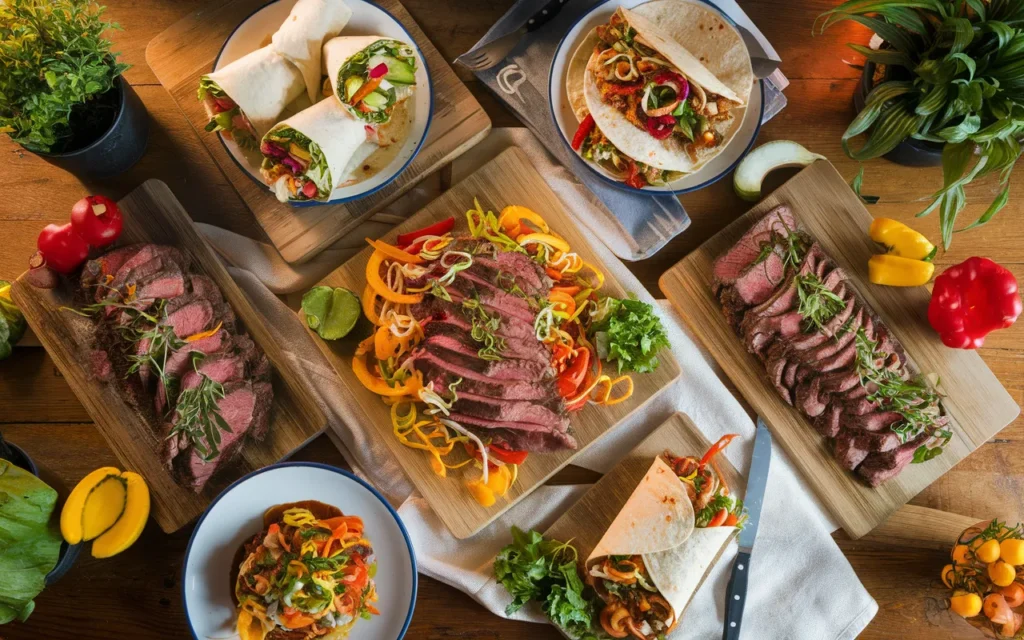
[271,0,352,102]
[573,1,752,174]
[322,36,416,120]
[203,45,306,137]
[264,98,369,198]
[587,457,736,618]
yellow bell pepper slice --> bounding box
[868,254,935,287]
[362,285,381,326]
[498,205,549,235]
[517,233,570,254]
[869,218,936,261]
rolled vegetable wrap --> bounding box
[323,36,417,126]
[260,98,372,203]
[198,46,305,149]
[271,0,352,102]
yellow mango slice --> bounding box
[60,466,121,544]
[81,474,128,541]
[91,472,150,559]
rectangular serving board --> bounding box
[659,160,1020,539]
[10,180,327,533]
[307,147,681,538]
[146,0,491,265]
[544,412,741,623]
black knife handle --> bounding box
[722,551,751,640]
[525,0,570,32]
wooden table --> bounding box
[0,1,1020,638]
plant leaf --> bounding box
[959,183,1010,231]
[966,0,987,20]
[915,82,949,114]
[849,43,915,68]
[947,52,977,80]
[941,16,975,53]
[939,184,966,248]
[850,166,881,203]
[833,13,921,55]
[936,113,981,142]
[844,99,924,160]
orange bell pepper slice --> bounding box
[366,250,424,305]
[365,238,424,264]
[352,349,422,397]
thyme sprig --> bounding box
[795,274,846,333]
[166,373,230,462]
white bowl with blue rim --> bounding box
[182,462,417,640]
[213,0,433,207]
[549,0,763,195]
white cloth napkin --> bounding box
[201,130,877,639]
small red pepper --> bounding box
[557,348,591,398]
[928,257,1021,349]
[645,114,676,140]
[397,217,455,248]
[624,159,647,189]
[571,114,596,151]
[699,434,739,471]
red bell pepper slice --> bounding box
[624,160,647,189]
[397,217,455,248]
[645,114,676,140]
[571,114,596,151]
[928,256,1022,349]
[464,442,528,467]
[699,434,739,471]
[557,349,591,398]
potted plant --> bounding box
[817,0,1024,249]
[0,0,148,179]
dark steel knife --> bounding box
[722,417,772,640]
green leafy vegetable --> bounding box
[301,286,360,340]
[0,281,26,361]
[0,0,130,153]
[590,296,670,374]
[0,459,61,624]
[494,527,598,639]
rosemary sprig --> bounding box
[795,274,845,333]
[166,373,230,462]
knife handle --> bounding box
[722,551,751,640]
[525,0,569,32]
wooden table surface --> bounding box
[0,1,1020,638]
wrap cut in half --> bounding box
[259,98,376,203]
[576,1,753,178]
[271,0,353,102]
[586,457,735,639]
[198,45,306,149]
[323,36,418,127]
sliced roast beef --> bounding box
[712,205,797,289]
[448,412,578,452]
[846,411,904,433]
[249,381,273,441]
[163,300,214,339]
[101,245,185,302]
[834,431,870,470]
[453,390,569,432]
[81,244,145,290]
[744,309,804,357]
[178,381,257,491]
[423,331,547,366]
[737,245,829,333]
[411,343,551,382]
[857,433,930,487]
[414,299,538,342]
[419,362,558,402]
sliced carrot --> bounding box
[350,76,383,105]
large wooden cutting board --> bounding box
[659,160,1019,539]
[308,147,681,538]
[146,0,491,265]
[10,180,326,533]
[545,412,741,621]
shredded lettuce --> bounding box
[589,295,670,373]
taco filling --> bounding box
[663,434,746,528]
[590,9,739,161]
[572,114,684,188]
[198,78,260,150]
[591,554,677,639]
[234,503,379,640]
[260,128,333,202]
[335,39,417,125]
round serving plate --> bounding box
[549,0,764,195]
[182,462,417,640]
[213,0,433,207]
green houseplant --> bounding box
[817,0,1024,249]
[0,0,148,177]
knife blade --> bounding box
[722,418,772,640]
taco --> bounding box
[587,436,744,639]
[233,501,379,640]
[566,2,753,187]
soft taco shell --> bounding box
[644,526,736,616]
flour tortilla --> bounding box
[271,0,352,102]
[586,457,736,619]
[264,98,368,198]
[322,36,416,120]
[575,1,753,174]
[203,45,305,137]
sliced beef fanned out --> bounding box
[418,306,538,343]
[419,362,559,403]
[452,390,569,432]
[857,431,933,487]
[412,342,551,382]
[176,380,257,492]
[712,205,797,291]
[99,245,187,303]
[447,412,578,452]
[422,331,548,367]
[81,244,146,290]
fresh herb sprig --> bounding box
[167,373,230,463]
[590,296,670,374]
[795,274,846,333]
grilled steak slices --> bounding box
[712,207,946,487]
[81,243,274,493]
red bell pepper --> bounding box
[645,114,676,140]
[699,434,738,471]
[70,195,122,248]
[653,71,689,101]
[624,160,647,189]
[928,257,1022,349]
[397,217,455,248]
[463,442,528,467]
[557,348,591,398]
[571,114,596,151]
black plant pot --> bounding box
[34,75,149,179]
[853,61,944,167]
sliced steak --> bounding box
[412,343,551,382]
[162,300,214,339]
[423,326,547,365]
[712,205,797,289]
[179,381,256,492]
[420,362,559,403]
[180,354,246,392]
[857,433,929,487]
[448,412,578,452]
[744,309,803,357]
[249,381,273,441]
[846,410,904,433]
[414,300,537,342]
[81,244,145,290]
[814,404,843,438]
[102,245,185,301]
[134,265,186,301]
[834,431,870,470]
[453,390,569,432]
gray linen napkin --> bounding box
[465,0,789,260]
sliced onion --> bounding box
[439,418,489,484]
[692,81,708,111]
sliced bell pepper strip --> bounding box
[396,217,455,247]
[489,443,528,465]
[548,290,577,316]
[499,205,549,236]
[928,256,1022,349]
[366,250,424,305]
[571,114,596,151]
[699,434,738,471]
[551,285,582,296]
[352,348,421,397]
[557,348,591,398]
[362,285,381,326]
[868,254,935,287]
[366,238,424,264]
[518,232,570,253]
[869,218,936,261]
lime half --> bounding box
[302,286,360,340]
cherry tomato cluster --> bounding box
[37,196,123,274]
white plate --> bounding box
[213,0,433,207]
[548,0,763,194]
[183,463,417,640]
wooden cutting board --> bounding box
[10,180,326,533]
[545,412,741,621]
[659,160,1020,539]
[146,0,491,265]
[308,147,681,538]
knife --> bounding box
[735,24,781,80]
[722,418,772,640]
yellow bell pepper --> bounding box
[869,218,936,261]
[365,250,424,305]
[517,232,571,254]
[498,205,549,235]
[868,254,935,287]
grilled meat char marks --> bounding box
[401,239,576,453]
[82,243,274,493]
[713,211,945,486]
